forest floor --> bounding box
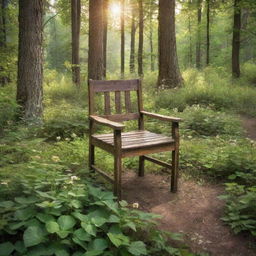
[121,117,256,256]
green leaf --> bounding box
[15,196,38,204]
[15,207,36,221]
[71,200,82,208]
[84,250,103,256]
[46,221,60,233]
[81,222,97,236]
[92,238,108,251]
[91,217,107,227]
[124,222,136,232]
[128,241,147,256]
[9,221,26,230]
[74,228,91,241]
[72,212,89,222]
[72,237,88,250]
[36,213,55,223]
[23,226,45,247]
[57,215,76,230]
[57,230,70,239]
[0,242,14,256]
[0,201,14,208]
[108,215,120,223]
[14,241,26,254]
[107,232,130,247]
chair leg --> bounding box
[89,143,95,170]
[114,154,122,201]
[138,156,145,177]
[171,150,179,192]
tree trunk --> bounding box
[232,0,241,78]
[129,3,136,74]
[0,0,8,86]
[103,0,109,78]
[149,0,154,72]
[188,15,192,66]
[196,0,202,69]
[120,0,125,78]
[71,0,81,86]
[158,0,183,89]
[17,0,44,120]
[88,0,104,80]
[206,0,210,65]
[138,0,143,76]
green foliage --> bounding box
[155,67,256,117]
[0,165,192,256]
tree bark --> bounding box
[158,0,183,89]
[120,0,125,78]
[138,0,143,76]
[206,0,210,65]
[71,0,81,86]
[196,0,202,69]
[103,0,109,78]
[129,3,136,74]
[232,0,241,78]
[17,0,44,120]
[149,0,154,72]
[88,0,104,80]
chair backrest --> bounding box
[88,79,143,124]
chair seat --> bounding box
[92,130,175,157]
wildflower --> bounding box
[65,138,71,141]
[33,155,41,159]
[71,133,77,138]
[56,136,61,141]
[132,202,139,209]
[52,155,60,162]
[1,181,8,185]
[71,175,79,181]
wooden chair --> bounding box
[88,79,181,200]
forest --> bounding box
[0,0,256,255]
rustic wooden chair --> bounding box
[88,79,181,200]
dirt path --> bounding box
[122,172,256,256]
[241,116,256,140]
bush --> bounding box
[0,165,193,256]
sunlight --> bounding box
[110,3,121,16]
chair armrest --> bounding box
[89,115,125,130]
[140,111,182,123]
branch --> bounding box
[43,13,58,29]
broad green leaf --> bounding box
[57,230,70,239]
[91,217,107,227]
[108,215,120,223]
[15,207,36,221]
[0,201,14,208]
[15,196,38,204]
[72,252,84,256]
[9,221,26,230]
[23,226,45,247]
[92,238,108,251]
[46,221,60,233]
[128,241,147,256]
[0,242,14,256]
[81,222,97,236]
[26,244,53,256]
[57,215,76,230]
[71,200,82,208]
[74,228,91,241]
[36,213,55,223]
[84,250,103,256]
[54,248,69,256]
[107,232,130,247]
[72,237,88,250]
[124,222,136,232]
[14,241,26,254]
[72,212,89,222]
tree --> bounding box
[71,0,81,86]
[17,0,44,120]
[103,0,109,78]
[88,0,104,80]
[129,1,136,73]
[120,0,125,78]
[206,0,210,65]
[232,0,241,77]
[149,0,155,72]
[196,0,202,69]
[138,0,143,76]
[158,0,183,89]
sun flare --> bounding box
[110,3,121,16]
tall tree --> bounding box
[0,0,7,86]
[129,2,136,73]
[232,0,241,77]
[120,0,125,78]
[17,0,44,120]
[88,0,104,80]
[206,0,210,65]
[71,0,81,86]
[196,0,202,69]
[103,0,109,78]
[149,0,154,72]
[138,0,143,76]
[158,0,183,89]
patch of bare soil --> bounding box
[241,116,256,140]
[122,172,256,256]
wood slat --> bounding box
[144,156,172,169]
[101,113,139,122]
[104,92,111,115]
[115,91,121,114]
[90,79,139,92]
[91,165,114,183]
[125,91,131,113]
